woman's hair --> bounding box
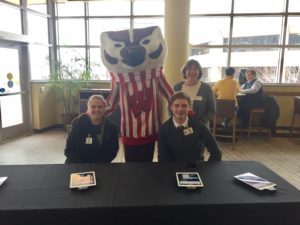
[87,95,107,107]
[170,91,191,107]
[181,59,203,80]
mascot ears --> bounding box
[100,26,167,73]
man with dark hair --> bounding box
[158,91,222,162]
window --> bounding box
[0,3,21,34]
[189,17,230,45]
[58,19,85,46]
[89,18,130,46]
[29,45,50,80]
[283,48,300,83]
[27,12,49,43]
[27,0,47,14]
[190,0,300,84]
[55,0,165,81]
[234,0,285,13]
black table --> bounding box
[0,161,299,225]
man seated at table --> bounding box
[158,91,222,162]
[213,67,240,127]
[64,95,119,163]
[237,69,264,127]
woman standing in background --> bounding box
[173,59,215,127]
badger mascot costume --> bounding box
[101,26,173,162]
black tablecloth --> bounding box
[0,161,299,225]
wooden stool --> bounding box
[213,99,236,150]
[289,96,300,139]
[248,108,271,140]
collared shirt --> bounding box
[240,79,262,94]
[173,116,189,128]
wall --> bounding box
[31,82,57,130]
[264,85,300,129]
[31,81,110,130]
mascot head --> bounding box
[100,26,166,73]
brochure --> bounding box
[176,172,203,188]
[0,177,7,186]
[234,172,276,191]
[70,171,96,189]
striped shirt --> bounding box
[106,67,174,145]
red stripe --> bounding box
[125,82,134,138]
[122,134,157,145]
[140,71,150,137]
[129,72,142,138]
[151,70,160,134]
[158,73,174,102]
[118,73,127,137]
[105,81,119,116]
[155,78,161,132]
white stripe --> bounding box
[136,80,142,91]
[128,82,133,96]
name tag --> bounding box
[85,137,93,144]
[194,96,203,101]
[183,127,193,136]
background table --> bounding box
[0,161,299,225]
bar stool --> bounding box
[213,99,236,150]
[248,107,271,140]
[289,96,300,139]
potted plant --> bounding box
[47,56,92,127]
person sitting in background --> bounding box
[174,59,215,127]
[65,95,119,163]
[213,67,240,104]
[213,67,240,127]
[158,91,222,162]
[237,69,264,127]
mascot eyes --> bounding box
[142,39,150,45]
[114,43,123,48]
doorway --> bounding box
[0,43,32,142]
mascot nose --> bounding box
[121,45,146,67]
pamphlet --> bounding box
[176,172,203,188]
[0,177,7,186]
[70,171,96,189]
[234,172,276,191]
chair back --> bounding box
[215,99,236,118]
[294,96,300,114]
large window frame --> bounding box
[190,0,300,84]
[54,0,165,81]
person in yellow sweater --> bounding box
[213,67,240,104]
[213,67,240,127]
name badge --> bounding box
[183,127,193,136]
[85,137,93,144]
[194,96,203,101]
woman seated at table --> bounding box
[65,95,119,163]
